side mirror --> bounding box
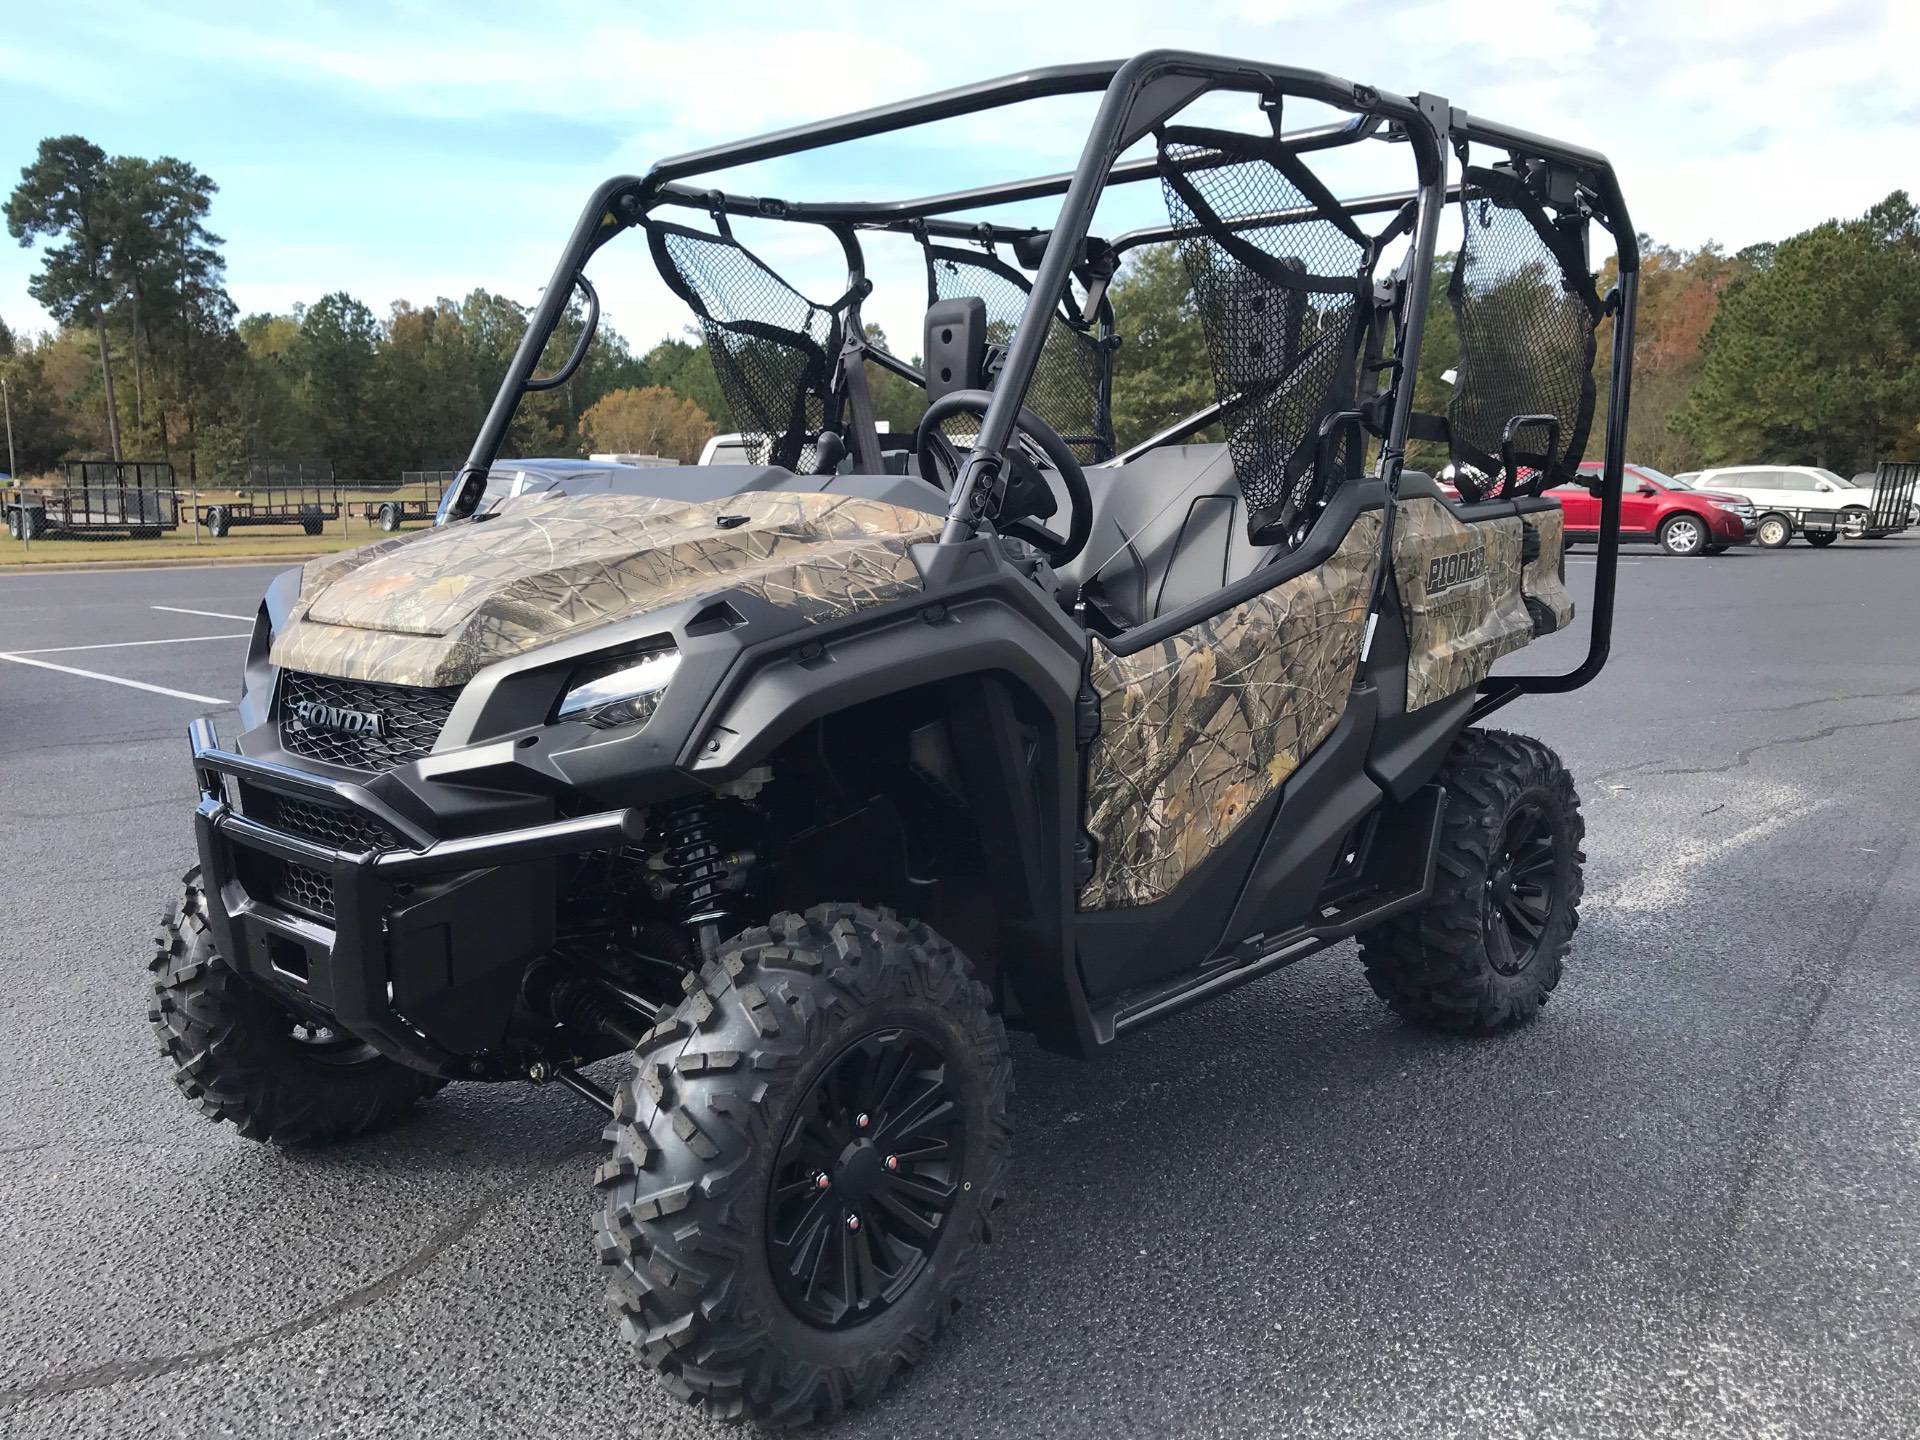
[1636,483,1659,496]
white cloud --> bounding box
[4,0,1916,362]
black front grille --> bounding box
[239,789,410,923]
[278,671,459,770]
[274,860,336,920]
[253,790,403,853]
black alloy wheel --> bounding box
[767,1026,965,1329]
[1486,802,1556,976]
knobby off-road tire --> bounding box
[148,868,443,1145]
[595,904,1012,1429]
[1359,729,1585,1033]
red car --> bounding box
[1551,462,1756,556]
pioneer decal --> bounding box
[1425,548,1487,594]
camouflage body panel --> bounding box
[1079,512,1381,911]
[1520,506,1576,634]
[270,491,941,687]
[1391,496,1531,711]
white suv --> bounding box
[1683,465,1878,548]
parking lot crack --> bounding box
[1590,710,1920,787]
[0,1131,596,1411]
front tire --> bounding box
[1658,513,1708,556]
[595,905,1012,1429]
[1359,730,1584,1033]
[148,868,444,1144]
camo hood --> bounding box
[269,490,942,687]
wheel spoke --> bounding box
[884,1170,957,1210]
[1502,896,1546,941]
[873,1184,942,1243]
[876,1077,954,1146]
[1510,838,1556,879]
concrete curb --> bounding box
[0,552,326,575]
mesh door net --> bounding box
[1159,128,1372,546]
[649,221,843,472]
[923,244,1114,462]
[1447,165,1602,500]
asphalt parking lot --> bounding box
[2,537,1917,1440]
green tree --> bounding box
[291,292,381,478]
[1107,243,1215,448]
[6,136,124,459]
[644,335,726,421]
[1678,192,1920,470]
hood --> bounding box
[269,490,943,687]
[1690,490,1751,505]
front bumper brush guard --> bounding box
[188,716,646,876]
[187,716,647,1076]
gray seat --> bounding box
[1055,444,1278,627]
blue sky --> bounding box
[2,1,1914,356]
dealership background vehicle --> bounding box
[146,53,1639,1429]
[1686,464,1881,547]
[1558,461,1753,556]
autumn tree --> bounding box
[579,385,714,462]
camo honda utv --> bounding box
[151,52,1637,1428]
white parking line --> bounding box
[0,652,224,705]
[3,632,249,657]
[152,604,253,621]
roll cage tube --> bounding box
[939,53,1445,546]
[435,50,1635,708]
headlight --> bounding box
[556,645,680,729]
[1707,500,1743,513]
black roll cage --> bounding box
[437,49,1639,713]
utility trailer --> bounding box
[5,460,180,539]
[347,470,455,531]
[1861,461,1917,538]
[202,459,340,537]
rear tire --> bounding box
[378,503,401,532]
[1359,730,1584,1033]
[148,868,444,1144]
[1754,513,1792,548]
[1658,513,1709,556]
[206,505,231,538]
[595,904,1012,1428]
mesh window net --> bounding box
[924,246,1113,462]
[650,225,841,472]
[1446,165,1601,500]
[1159,130,1371,545]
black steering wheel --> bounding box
[914,389,1092,566]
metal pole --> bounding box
[1,374,16,479]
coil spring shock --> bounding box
[646,797,750,955]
